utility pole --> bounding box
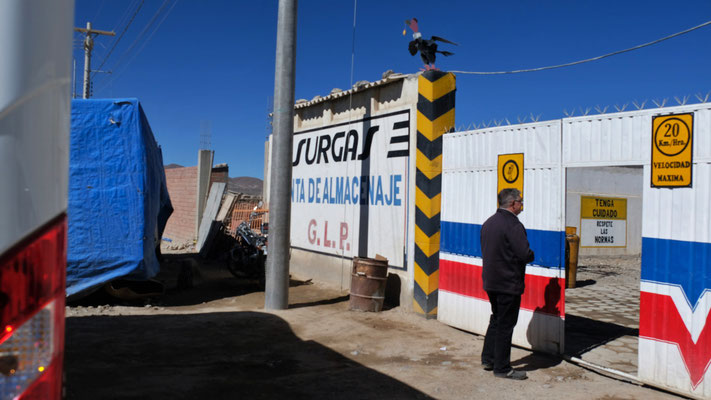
[265,0,297,310]
[74,22,115,99]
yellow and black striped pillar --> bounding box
[414,71,455,317]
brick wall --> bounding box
[163,165,229,244]
[163,166,198,243]
[209,165,229,193]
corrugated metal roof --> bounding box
[293,72,411,110]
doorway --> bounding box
[563,165,643,375]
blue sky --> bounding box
[73,1,711,179]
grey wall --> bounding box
[566,166,643,256]
[263,138,270,203]
[290,248,413,308]
[196,149,214,236]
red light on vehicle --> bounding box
[0,215,66,400]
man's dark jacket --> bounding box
[480,208,535,295]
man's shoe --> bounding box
[482,362,494,371]
[494,370,527,380]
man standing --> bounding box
[480,188,534,380]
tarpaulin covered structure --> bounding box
[67,98,172,297]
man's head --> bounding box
[498,188,523,215]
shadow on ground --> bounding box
[564,313,638,357]
[67,253,311,308]
[572,279,596,288]
[511,352,562,372]
[289,295,350,309]
[576,264,620,278]
[65,312,432,400]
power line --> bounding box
[91,0,108,22]
[450,19,711,75]
[110,0,173,73]
[92,0,145,80]
[96,0,178,93]
[112,0,141,36]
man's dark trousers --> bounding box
[481,291,522,374]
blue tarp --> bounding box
[67,99,173,297]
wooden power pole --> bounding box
[74,22,115,99]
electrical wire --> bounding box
[450,19,711,75]
[91,0,107,22]
[91,0,145,79]
[349,0,357,93]
[88,0,138,64]
[113,0,140,33]
[110,0,173,73]
[96,0,179,93]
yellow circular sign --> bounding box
[654,117,691,157]
[502,160,519,184]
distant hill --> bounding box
[163,163,262,196]
[228,176,263,196]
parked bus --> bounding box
[0,1,74,398]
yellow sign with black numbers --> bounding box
[651,113,693,188]
[497,153,524,201]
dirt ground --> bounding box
[64,252,682,400]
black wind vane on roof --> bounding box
[404,18,458,71]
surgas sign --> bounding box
[293,127,377,166]
[292,120,407,166]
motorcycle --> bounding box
[227,218,268,288]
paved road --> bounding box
[566,255,641,374]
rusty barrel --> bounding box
[349,257,388,312]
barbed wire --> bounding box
[453,91,711,131]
